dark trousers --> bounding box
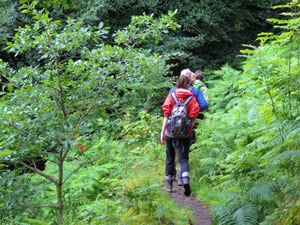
[165,135,190,177]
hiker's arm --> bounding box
[161,94,173,144]
[160,116,168,144]
[194,88,208,110]
[188,97,200,118]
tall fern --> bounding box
[214,203,259,225]
[232,204,259,225]
[192,1,300,224]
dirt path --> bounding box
[168,182,212,225]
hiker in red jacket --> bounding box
[160,72,200,196]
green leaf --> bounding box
[0,149,13,157]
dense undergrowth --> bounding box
[190,1,300,224]
[1,112,194,224]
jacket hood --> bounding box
[174,88,193,101]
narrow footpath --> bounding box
[168,183,212,225]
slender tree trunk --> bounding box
[57,151,64,224]
[56,181,63,224]
[56,58,65,224]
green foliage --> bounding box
[0,0,17,44]
[119,110,161,144]
[20,0,76,9]
[191,1,300,224]
[53,0,291,70]
[0,113,192,224]
[116,114,193,224]
[115,10,180,47]
[214,203,259,225]
[1,1,300,224]
[0,172,33,222]
[0,4,182,224]
[0,0,293,71]
[155,0,291,69]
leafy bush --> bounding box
[191,1,300,224]
[0,4,189,224]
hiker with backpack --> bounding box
[160,72,200,196]
[169,68,208,145]
[193,70,209,104]
[169,68,208,112]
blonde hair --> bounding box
[180,68,192,78]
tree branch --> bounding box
[62,156,99,184]
[19,161,57,184]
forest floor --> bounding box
[168,181,212,225]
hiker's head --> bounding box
[195,70,204,81]
[176,73,190,89]
[180,68,195,83]
[180,68,192,77]
[191,72,196,83]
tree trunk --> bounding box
[56,155,64,224]
[56,181,63,224]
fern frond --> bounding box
[213,206,236,225]
[247,119,300,151]
[271,150,300,167]
[248,183,280,204]
[233,203,259,225]
[286,127,300,140]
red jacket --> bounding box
[162,88,200,122]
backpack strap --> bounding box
[171,92,179,104]
[171,92,193,106]
[183,95,193,106]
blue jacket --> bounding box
[169,85,208,111]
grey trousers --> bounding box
[165,135,190,177]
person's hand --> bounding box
[160,132,165,144]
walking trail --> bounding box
[168,182,212,225]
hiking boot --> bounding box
[165,175,173,193]
[183,183,192,197]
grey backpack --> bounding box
[167,93,192,139]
